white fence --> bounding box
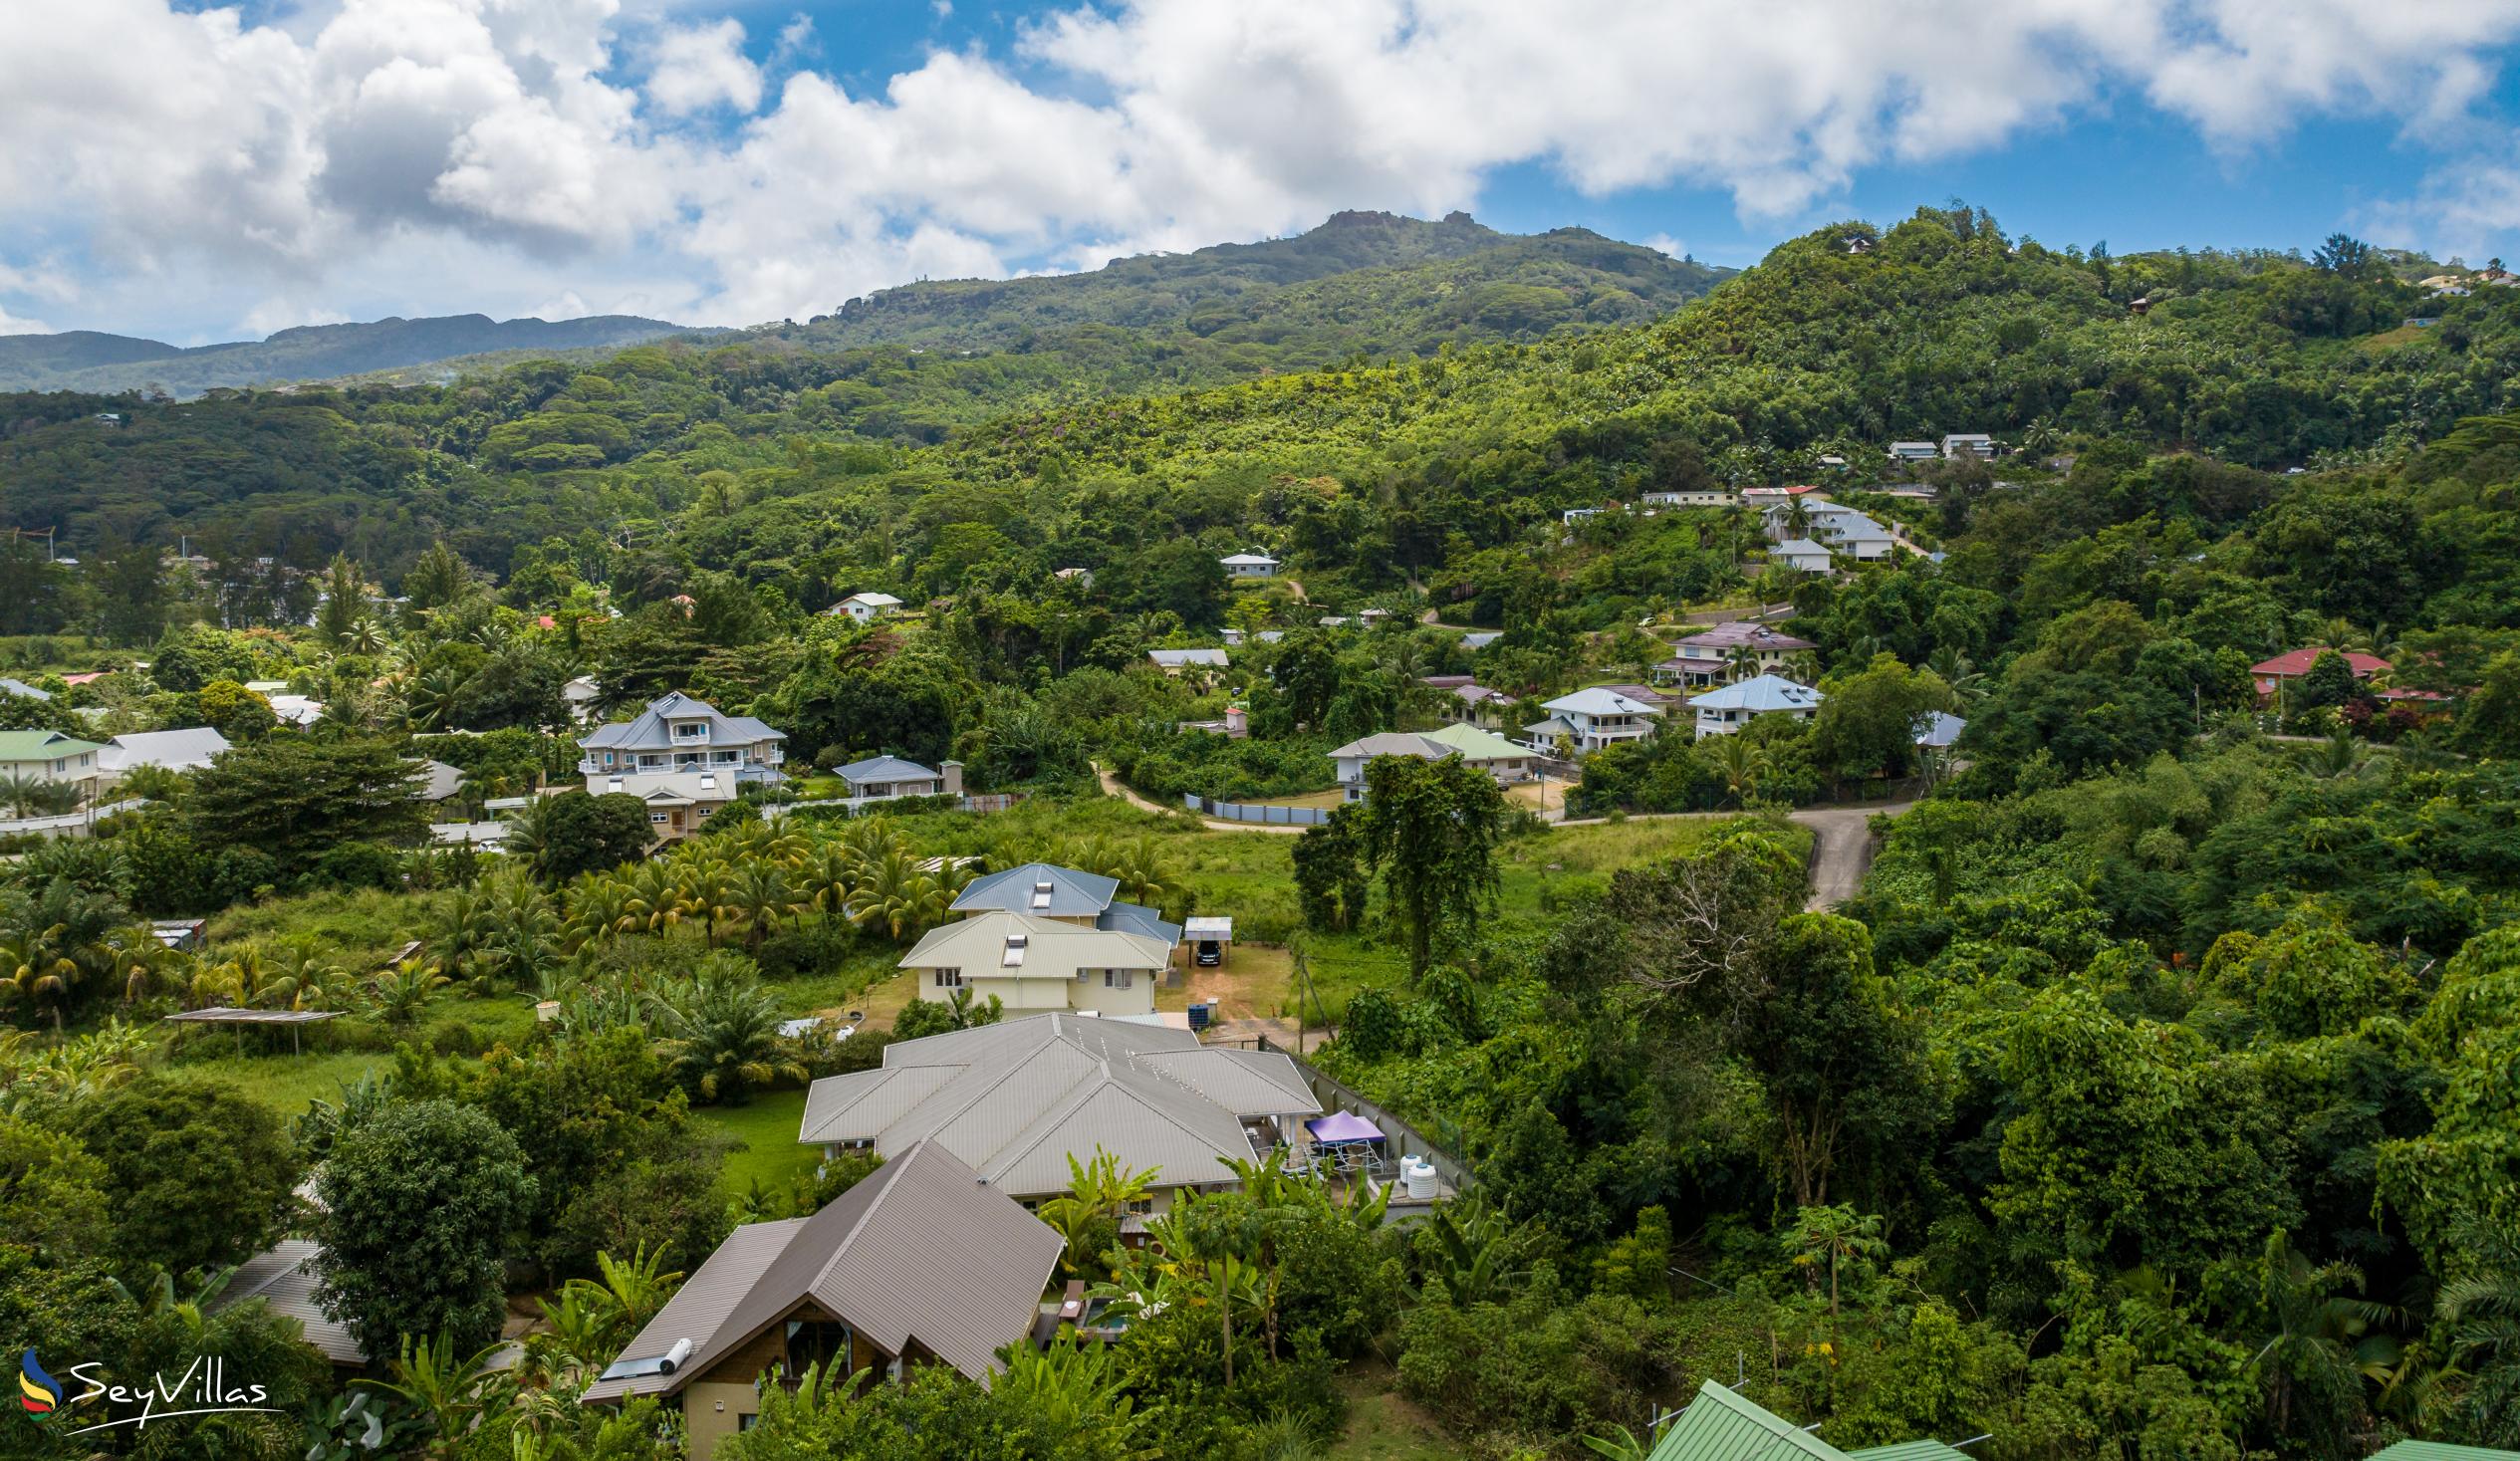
[1180,793,1334,827]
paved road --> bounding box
[1794,803,1911,910]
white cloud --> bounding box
[0,308,52,337]
[7,0,2520,338]
[646,18,762,114]
[1641,234,1688,261]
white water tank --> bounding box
[1403,1156,1438,1200]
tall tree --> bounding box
[1357,754,1507,976]
[314,1099,535,1354]
[184,735,425,872]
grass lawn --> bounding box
[692,1089,818,1201]
[1326,1361,1455,1461]
[160,996,540,1117]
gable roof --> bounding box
[1691,674,1824,713]
[2251,647,2391,678]
[1219,553,1279,566]
[1646,1381,1850,1461]
[210,1239,365,1365]
[0,677,51,701]
[1672,622,1817,655]
[840,592,903,609]
[1419,723,1532,760]
[834,754,939,785]
[1149,648,1230,668]
[1773,537,1834,558]
[585,1140,1060,1400]
[798,1014,1318,1197]
[580,691,786,751]
[1329,731,1447,761]
[897,910,1172,982]
[98,727,231,773]
[1912,711,1966,748]
[1543,686,1665,718]
[0,729,104,762]
[955,861,1120,917]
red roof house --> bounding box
[2250,647,2390,700]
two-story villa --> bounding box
[898,862,1184,1017]
[1522,686,1664,754]
[578,691,787,843]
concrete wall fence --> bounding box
[1180,793,1334,827]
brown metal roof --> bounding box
[585,1139,1060,1401]
[209,1239,366,1365]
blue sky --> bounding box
[12,0,2520,342]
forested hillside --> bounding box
[0,313,700,396]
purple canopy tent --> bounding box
[1305,1110,1385,1146]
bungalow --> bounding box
[206,1240,366,1369]
[2250,647,2391,702]
[1148,647,1230,675]
[1888,441,1941,462]
[833,755,957,809]
[1561,507,1610,526]
[797,1014,1321,1212]
[1220,553,1280,579]
[585,1139,1062,1461]
[96,727,230,780]
[266,694,326,728]
[1645,1378,1974,1461]
[1328,724,1536,801]
[1940,433,1996,459]
[899,911,1170,1017]
[1423,676,1511,729]
[825,592,904,624]
[1523,686,1664,755]
[1771,539,1837,574]
[1640,489,1739,508]
[1654,622,1817,688]
[0,729,105,803]
[1689,674,1824,737]
[580,691,788,843]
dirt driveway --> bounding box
[1793,803,1911,910]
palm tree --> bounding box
[2243,1230,2394,1447]
[845,850,948,942]
[1723,644,1762,685]
[368,957,448,1026]
[2438,1215,2520,1447]
[1926,646,1987,707]
[725,862,803,954]
[110,924,189,1005]
[2303,727,2371,781]
[1107,836,1173,910]
[1708,734,1769,807]
[652,977,807,1104]
[403,664,465,732]
[0,933,80,1032]
[0,774,80,818]
[675,859,741,947]
[362,1333,519,1459]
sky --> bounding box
[11,0,2520,344]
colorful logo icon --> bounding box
[19,1351,61,1415]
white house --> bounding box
[1640,489,1739,508]
[266,693,326,728]
[899,911,1169,1018]
[1053,567,1095,589]
[1888,441,1940,462]
[1148,648,1230,675]
[832,755,957,809]
[1220,553,1280,580]
[1523,686,1664,754]
[826,592,904,624]
[0,730,105,803]
[579,690,788,843]
[1561,507,1609,526]
[1941,433,1996,459]
[96,727,231,780]
[1772,539,1837,574]
[1690,674,1824,737]
[1328,725,1536,802]
[562,675,602,723]
[1654,623,1817,688]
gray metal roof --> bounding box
[579,691,786,752]
[834,754,939,785]
[98,726,231,772]
[1148,648,1230,667]
[954,861,1120,918]
[0,677,51,701]
[798,1014,1318,1198]
[1098,900,1182,945]
[586,1140,1060,1401]
[210,1239,365,1365]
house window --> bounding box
[674,722,705,740]
[785,1320,856,1386]
[934,970,962,989]
[1105,970,1133,989]
[1128,1197,1154,1214]
[649,812,670,824]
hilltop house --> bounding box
[1764,501,1898,560]
[951,861,1181,942]
[832,755,956,809]
[1654,623,1817,688]
[1641,489,1738,508]
[826,592,903,624]
[96,727,230,781]
[1888,441,1941,462]
[1941,433,1996,459]
[579,691,787,843]
[798,1015,1322,1210]
[562,675,602,722]
[898,912,1171,1017]
[0,730,105,805]
[1771,539,1837,574]
[1689,674,1824,737]
[1523,686,1664,754]
[1148,647,1230,676]
[1329,724,1536,801]
[1220,553,1280,580]
[2251,647,2391,702]
[1422,674,1511,729]
[585,1139,1061,1461]
[1053,567,1095,589]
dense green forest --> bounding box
[0,314,703,396]
[5,204,2520,1461]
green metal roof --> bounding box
[1849,1442,1972,1461]
[0,729,104,762]
[1646,1381,1852,1461]
[1420,722,1529,761]
[2367,1443,2520,1461]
